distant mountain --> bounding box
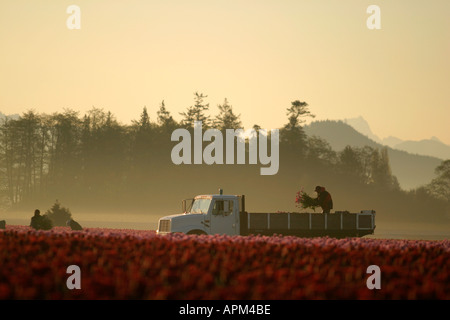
[392,139,450,161]
[342,116,450,160]
[381,136,404,148]
[304,120,442,190]
[343,116,382,143]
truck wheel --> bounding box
[187,230,207,235]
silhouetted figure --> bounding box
[0,220,5,229]
[66,218,83,230]
[314,186,333,214]
[30,209,42,229]
[30,209,53,230]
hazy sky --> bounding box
[1,0,449,144]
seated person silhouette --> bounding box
[30,209,53,230]
[66,218,83,230]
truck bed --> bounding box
[240,211,375,238]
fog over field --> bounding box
[3,208,450,241]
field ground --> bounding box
[0,224,449,300]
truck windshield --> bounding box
[189,199,211,214]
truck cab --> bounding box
[157,193,242,235]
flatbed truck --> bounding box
[157,191,375,238]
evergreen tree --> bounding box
[45,199,72,226]
[371,147,398,190]
[306,135,337,164]
[339,145,364,181]
[132,107,154,163]
[157,101,175,127]
[180,92,211,129]
[47,109,82,193]
[0,111,44,204]
[213,98,242,130]
[427,160,450,201]
[281,100,315,157]
[137,106,151,131]
[358,146,376,184]
[156,100,178,135]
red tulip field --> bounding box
[0,225,449,300]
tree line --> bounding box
[0,93,449,223]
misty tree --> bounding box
[98,111,127,193]
[131,107,155,173]
[356,146,376,184]
[0,118,16,204]
[136,106,151,130]
[180,92,211,129]
[156,100,178,144]
[157,100,177,130]
[78,108,127,198]
[281,100,315,158]
[79,114,92,190]
[132,107,152,144]
[0,117,21,204]
[339,145,365,181]
[427,160,450,202]
[47,109,82,193]
[36,114,53,193]
[45,199,72,226]
[79,110,125,198]
[213,98,242,130]
[154,100,179,165]
[371,147,399,190]
[337,145,399,189]
[306,135,337,164]
[86,107,107,131]
[0,111,44,204]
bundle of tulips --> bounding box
[295,188,319,211]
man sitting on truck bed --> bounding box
[315,186,333,214]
